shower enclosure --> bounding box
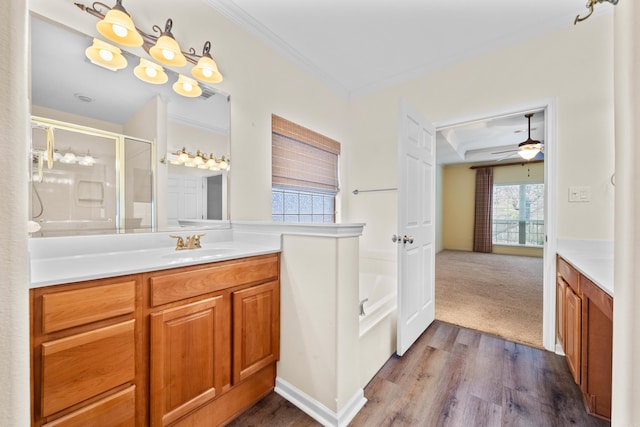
[30,118,154,237]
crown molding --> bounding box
[204,0,351,99]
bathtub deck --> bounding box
[227,321,610,427]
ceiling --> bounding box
[436,110,545,165]
[203,0,610,164]
[205,0,610,99]
[31,0,611,164]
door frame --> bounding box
[433,97,558,352]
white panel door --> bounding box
[167,174,204,224]
[397,98,436,356]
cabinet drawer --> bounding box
[41,280,136,334]
[43,386,135,427]
[149,254,279,307]
[558,256,580,293]
[41,320,136,417]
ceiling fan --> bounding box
[491,113,544,160]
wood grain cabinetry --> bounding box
[146,253,280,426]
[564,284,582,384]
[31,252,280,427]
[556,255,612,421]
[580,275,613,420]
[30,276,141,427]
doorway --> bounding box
[433,99,557,351]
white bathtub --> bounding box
[359,272,397,337]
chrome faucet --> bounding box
[170,234,205,250]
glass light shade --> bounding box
[85,39,127,71]
[60,152,77,164]
[518,145,541,160]
[219,156,228,170]
[193,151,204,165]
[173,74,202,97]
[78,154,96,166]
[149,35,187,66]
[133,58,168,84]
[96,8,143,47]
[178,150,190,163]
[191,55,223,83]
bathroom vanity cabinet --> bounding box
[30,253,280,427]
[556,255,612,420]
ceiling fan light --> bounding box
[96,5,143,47]
[133,58,168,84]
[85,38,127,71]
[518,146,540,160]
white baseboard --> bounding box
[274,377,367,427]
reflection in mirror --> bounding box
[29,14,231,236]
[30,119,153,237]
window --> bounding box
[271,115,340,223]
[492,183,544,246]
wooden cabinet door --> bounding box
[556,276,566,349]
[233,281,280,384]
[565,285,582,384]
[150,295,230,427]
[581,277,613,420]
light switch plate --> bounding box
[569,186,591,202]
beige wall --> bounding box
[441,162,544,256]
[346,14,615,255]
[1,0,30,425]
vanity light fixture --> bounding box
[85,38,127,71]
[133,58,168,84]
[173,74,202,98]
[76,1,224,86]
[148,19,187,67]
[95,0,143,46]
[574,0,619,24]
[165,148,230,171]
[191,42,223,83]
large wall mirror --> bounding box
[29,14,231,237]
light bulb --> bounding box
[99,49,114,61]
[162,49,175,60]
[112,24,128,38]
[145,67,157,78]
[183,82,193,92]
[202,68,213,78]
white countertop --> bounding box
[29,231,280,288]
[556,239,613,296]
[29,222,366,288]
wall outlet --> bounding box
[569,186,591,202]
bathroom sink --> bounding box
[161,247,236,260]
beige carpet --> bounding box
[435,250,544,348]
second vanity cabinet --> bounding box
[31,252,280,427]
[556,255,612,420]
[145,253,280,426]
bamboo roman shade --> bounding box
[272,115,341,194]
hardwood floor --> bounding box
[228,321,610,427]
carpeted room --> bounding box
[438,160,544,348]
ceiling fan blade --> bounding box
[491,149,518,154]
